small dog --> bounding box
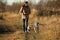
[27,26,31,33]
[34,22,40,33]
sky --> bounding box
[7,0,41,5]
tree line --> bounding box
[36,0,60,16]
[0,0,60,16]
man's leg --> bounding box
[25,17,29,32]
[22,19,25,32]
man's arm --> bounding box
[19,7,23,14]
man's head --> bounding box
[24,1,28,6]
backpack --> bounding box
[22,6,30,15]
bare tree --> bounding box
[0,0,7,20]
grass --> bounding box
[0,11,60,40]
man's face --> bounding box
[24,3,28,6]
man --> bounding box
[19,1,31,32]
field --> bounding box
[0,9,60,40]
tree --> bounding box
[0,0,7,20]
[0,0,7,12]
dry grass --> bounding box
[0,10,60,40]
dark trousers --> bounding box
[22,17,28,32]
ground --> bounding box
[0,11,60,40]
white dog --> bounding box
[34,22,40,33]
[27,26,31,33]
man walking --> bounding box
[19,1,31,32]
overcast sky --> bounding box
[6,0,53,5]
[7,0,41,5]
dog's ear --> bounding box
[30,27,31,29]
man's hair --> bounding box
[25,1,28,4]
